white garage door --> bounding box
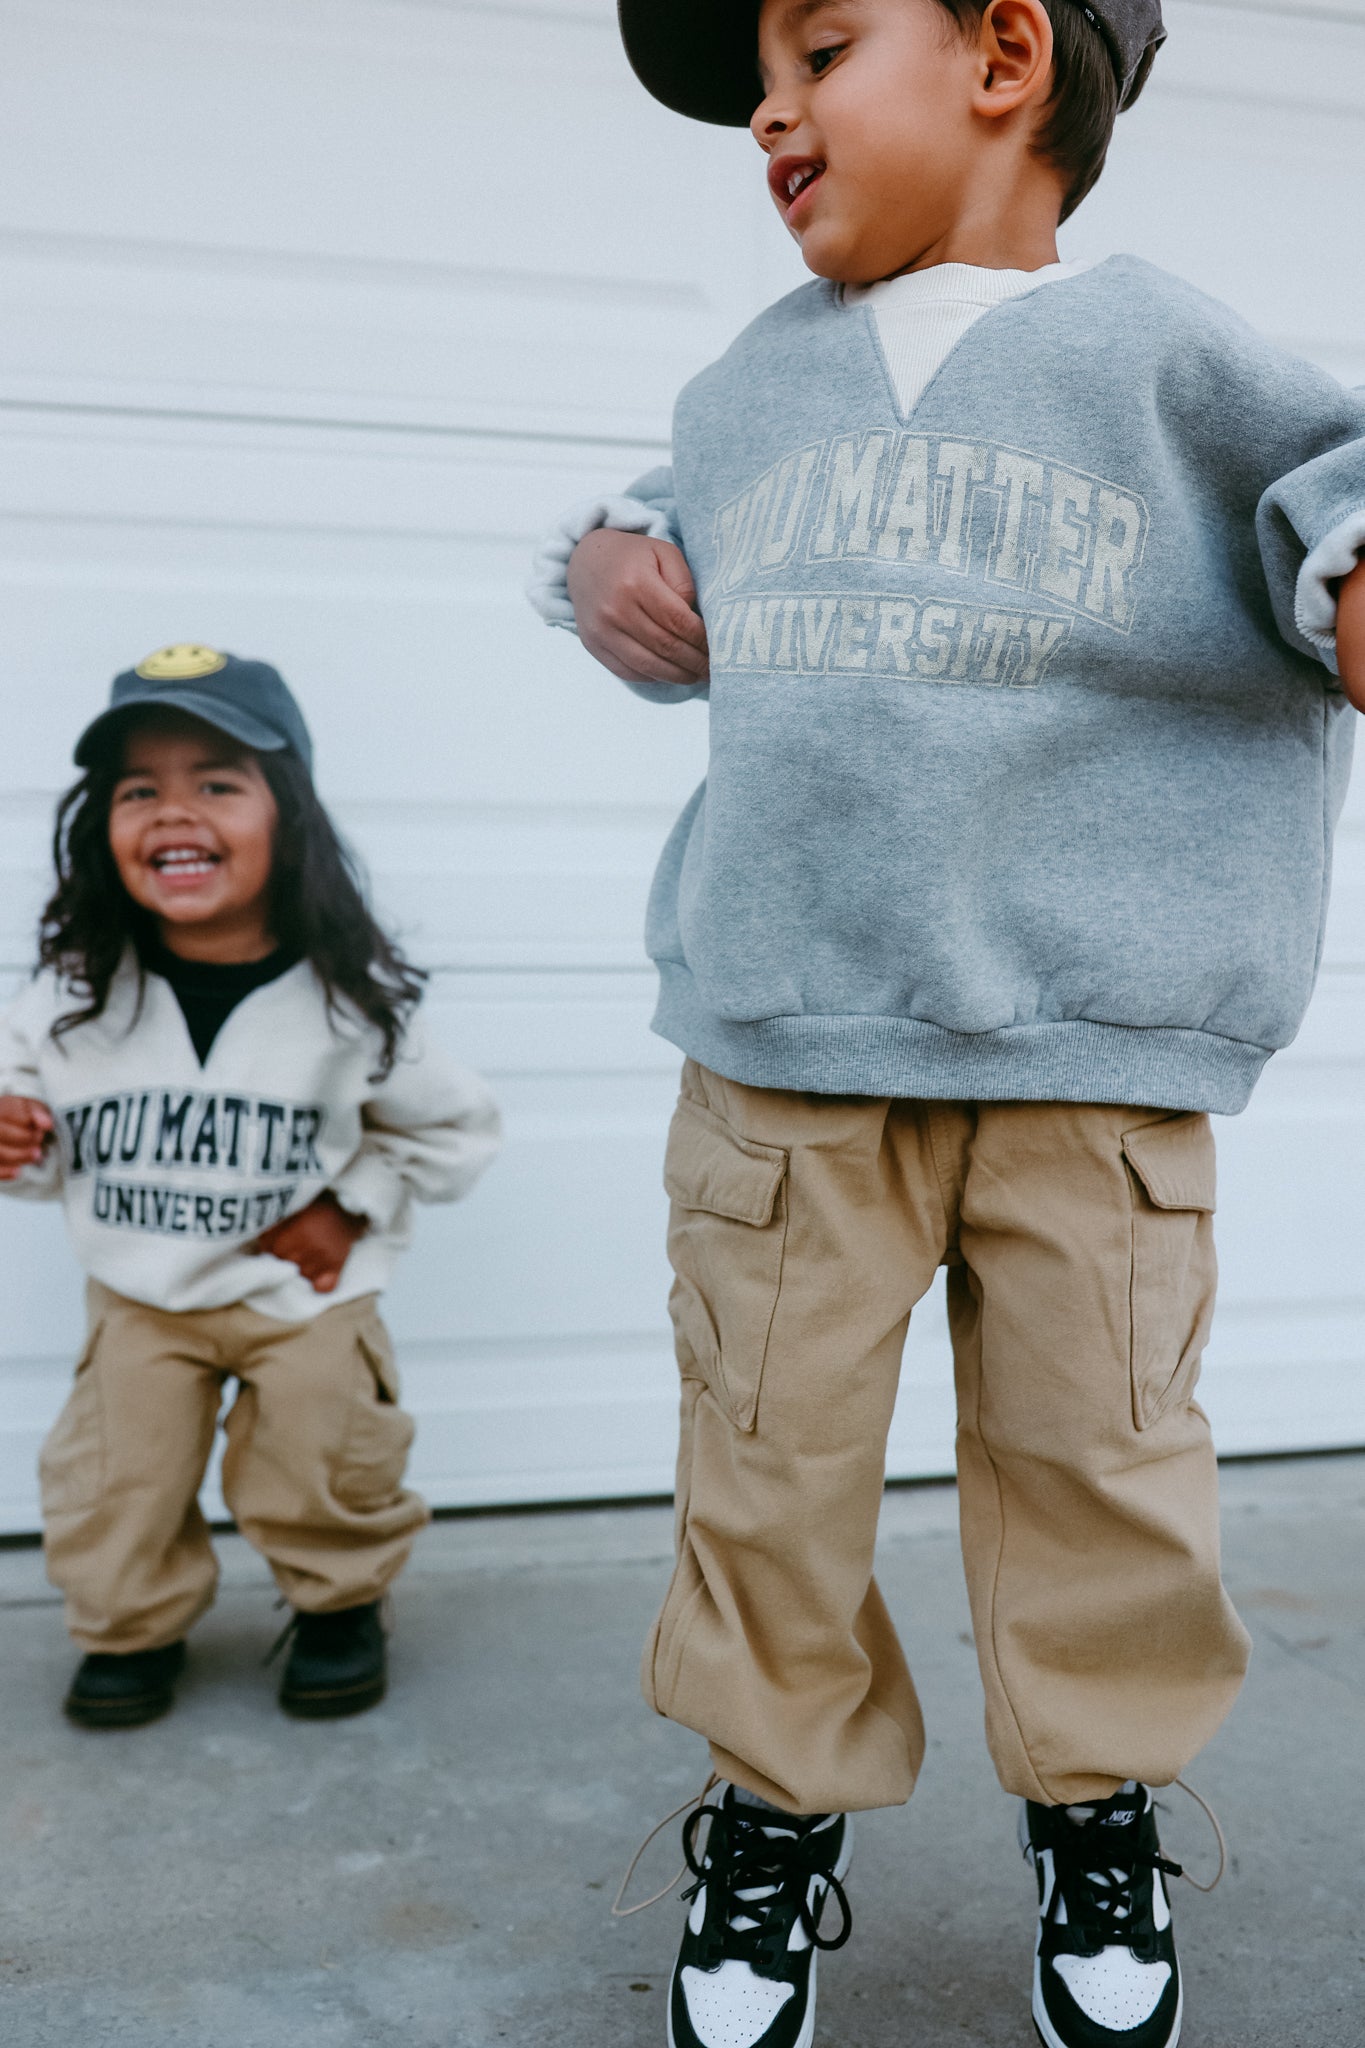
[1,0,1362,1531]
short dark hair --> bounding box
[936,0,1149,221]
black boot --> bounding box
[276,1600,387,1718]
[64,1640,187,1728]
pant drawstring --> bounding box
[612,1773,720,1918]
[1165,1776,1228,1894]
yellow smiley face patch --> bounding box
[134,644,229,681]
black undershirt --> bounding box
[144,942,300,1065]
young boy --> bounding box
[529,3,1365,2043]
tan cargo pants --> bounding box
[645,1062,1252,1815]
[40,1281,428,1653]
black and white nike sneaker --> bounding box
[668,1785,852,2048]
[1021,1783,1185,2048]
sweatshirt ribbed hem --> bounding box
[652,966,1272,1115]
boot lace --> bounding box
[262,1595,388,1668]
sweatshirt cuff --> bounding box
[625,678,711,705]
[525,494,680,632]
[0,1151,63,1200]
[329,1153,406,1235]
[1294,508,1365,673]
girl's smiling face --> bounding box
[107,713,279,961]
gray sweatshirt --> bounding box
[613,258,1365,1113]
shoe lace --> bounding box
[679,1800,852,1973]
[1044,1807,1184,1956]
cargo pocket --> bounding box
[663,1094,789,1432]
[335,1315,415,1511]
[1121,1116,1218,1431]
[38,1317,107,1518]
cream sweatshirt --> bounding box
[0,955,499,1320]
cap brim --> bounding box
[619,0,1162,124]
[618,0,762,125]
[73,689,291,768]
[1118,28,1165,110]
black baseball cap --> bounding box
[618,0,1164,125]
[74,645,314,775]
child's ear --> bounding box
[972,0,1055,119]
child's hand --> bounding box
[0,1095,55,1180]
[1337,557,1365,713]
[566,529,710,686]
[256,1190,367,1293]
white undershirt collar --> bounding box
[844,257,1092,309]
[845,258,1096,416]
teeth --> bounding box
[153,849,218,873]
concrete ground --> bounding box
[2,1455,1362,2048]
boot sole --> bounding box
[279,1675,387,1719]
[63,1690,176,1729]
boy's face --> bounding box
[753,0,996,284]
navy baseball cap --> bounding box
[618,0,1164,125]
[74,645,314,775]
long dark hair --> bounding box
[39,720,425,1078]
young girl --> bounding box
[0,644,499,1728]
